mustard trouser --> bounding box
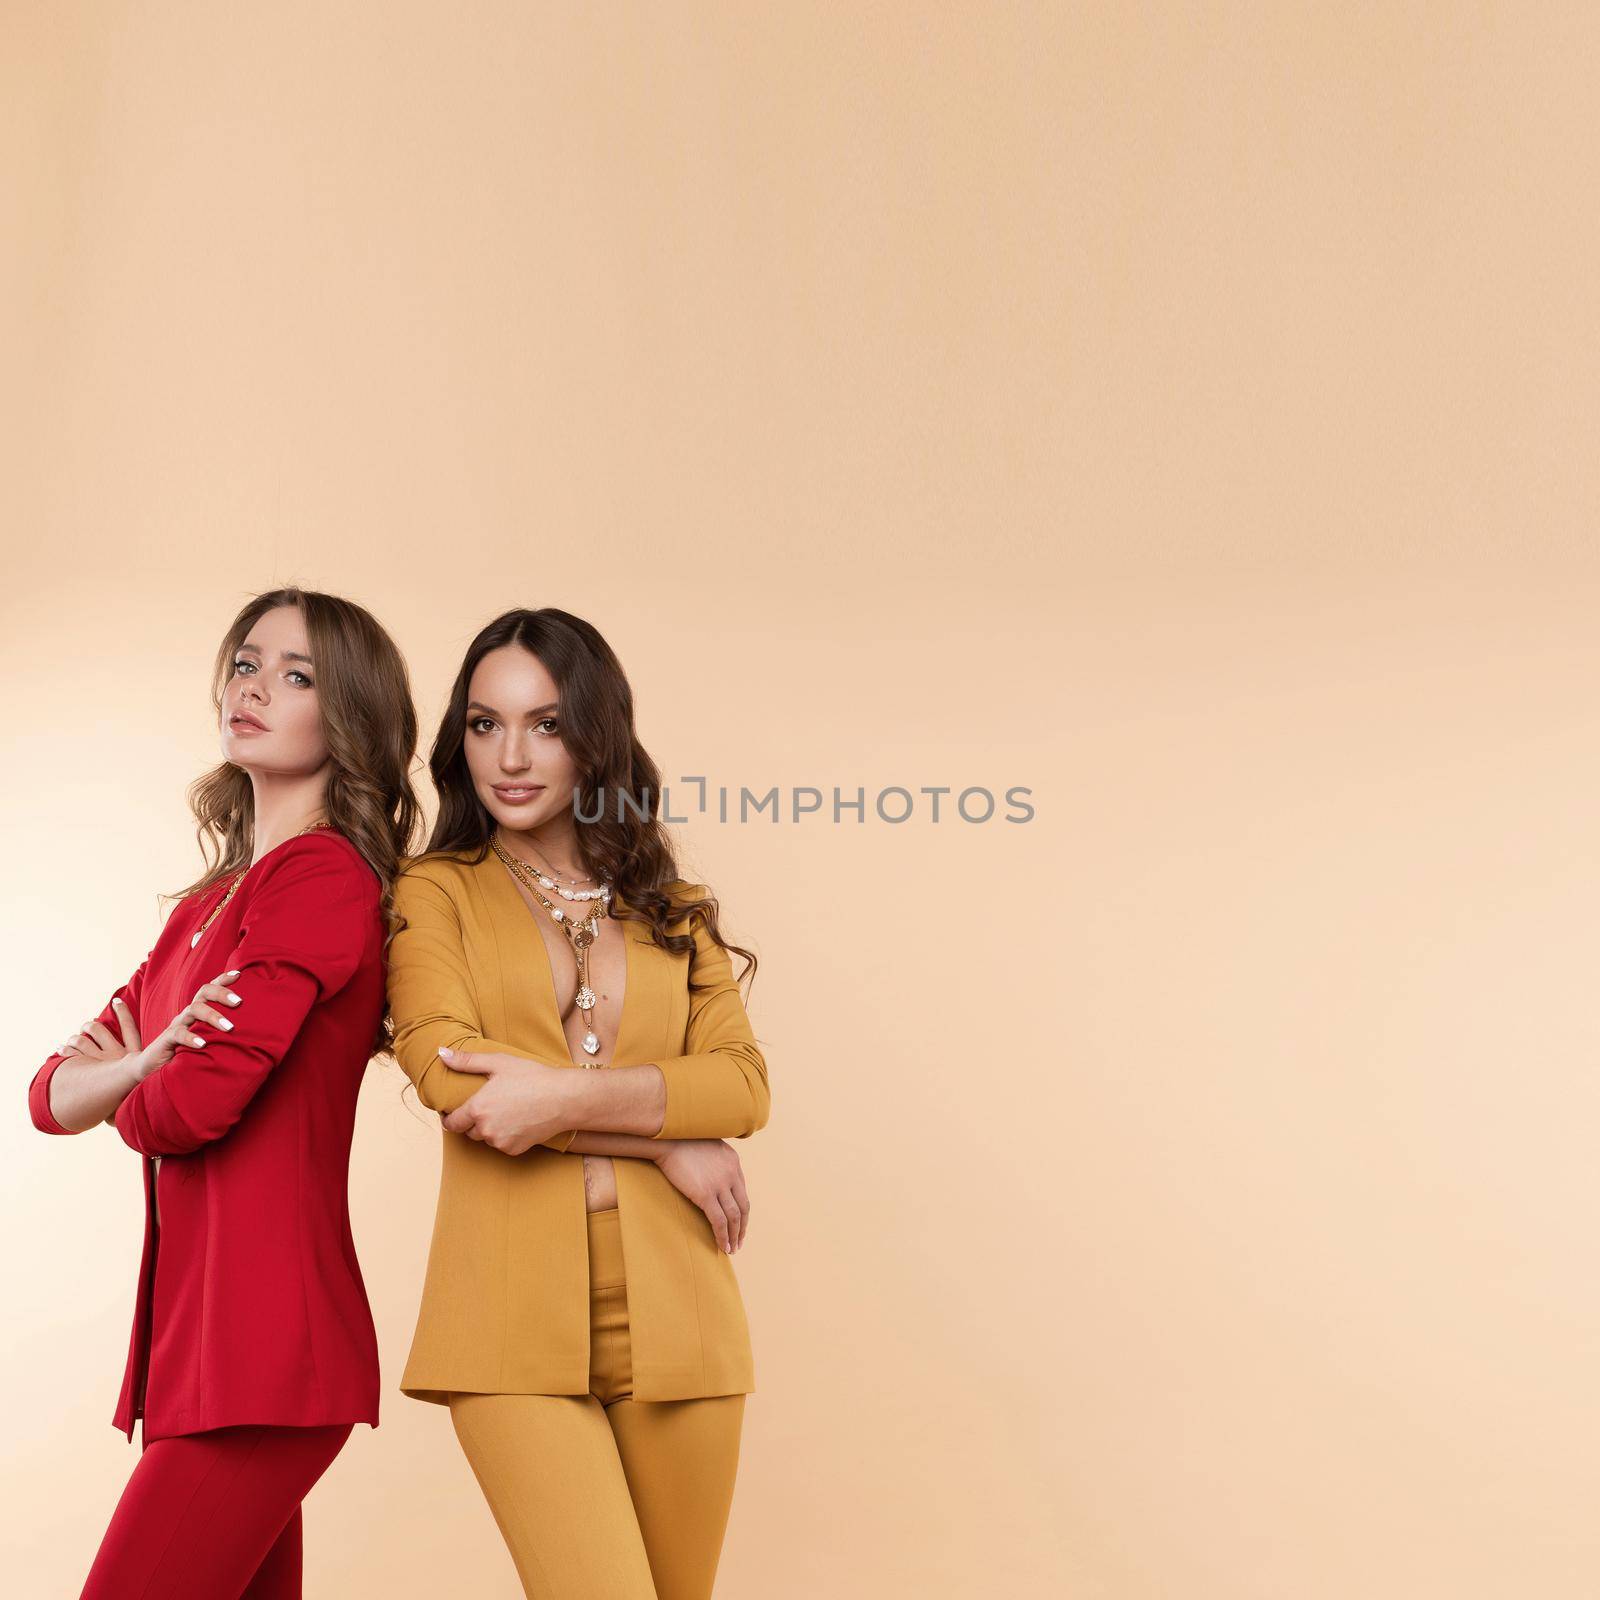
[447,1205,746,1600]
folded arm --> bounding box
[387,870,581,1153]
[28,959,152,1135]
[388,872,768,1149]
[563,1131,680,1159]
[114,840,374,1157]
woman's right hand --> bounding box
[652,1138,751,1253]
[129,970,245,1081]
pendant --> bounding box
[190,929,203,949]
[575,985,597,1010]
[582,1031,601,1055]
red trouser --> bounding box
[80,1422,354,1599]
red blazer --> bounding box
[28,830,385,1442]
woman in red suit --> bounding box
[27,588,420,1600]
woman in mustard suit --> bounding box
[385,606,769,1600]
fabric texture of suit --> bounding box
[386,846,770,1405]
[28,830,386,1442]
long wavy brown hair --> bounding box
[167,587,424,1054]
[417,607,756,992]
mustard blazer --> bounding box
[386,846,771,1405]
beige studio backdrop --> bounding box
[5,4,1600,1597]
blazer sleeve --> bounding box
[28,952,155,1135]
[386,868,579,1154]
[113,839,373,1157]
[647,903,770,1142]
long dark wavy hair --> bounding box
[418,607,756,991]
[167,587,424,1054]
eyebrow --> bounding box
[238,641,315,665]
[467,700,559,718]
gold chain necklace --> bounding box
[190,820,334,949]
[491,835,614,1057]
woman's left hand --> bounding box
[58,998,140,1067]
[436,1047,573,1155]
[60,998,143,1128]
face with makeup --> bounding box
[463,645,581,836]
[220,604,331,777]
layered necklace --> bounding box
[190,819,334,949]
[490,835,615,1058]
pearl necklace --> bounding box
[514,846,608,902]
[491,836,614,1056]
